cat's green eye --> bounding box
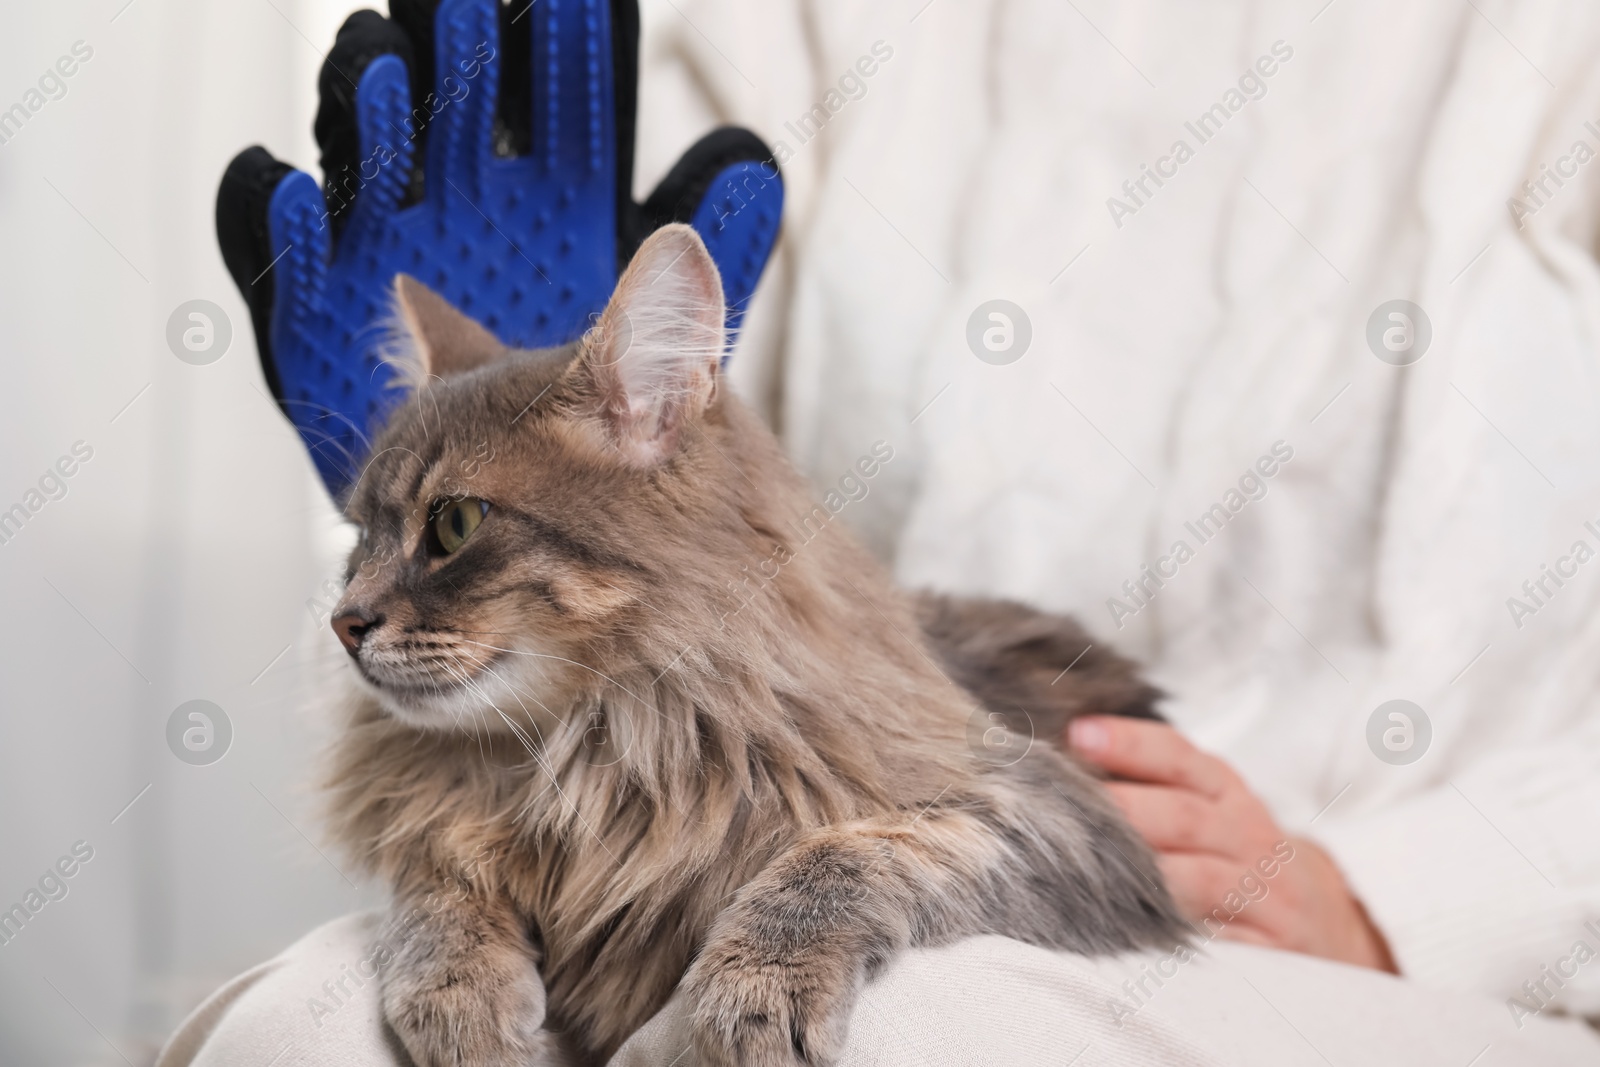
[430,497,489,555]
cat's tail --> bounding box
[913,591,1165,748]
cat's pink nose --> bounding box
[332,611,380,657]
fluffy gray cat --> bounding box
[320,224,1184,1066]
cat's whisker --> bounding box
[439,659,619,864]
[276,401,380,477]
[463,641,700,754]
[341,444,429,507]
[485,710,625,869]
[452,638,680,724]
[462,686,490,763]
[437,659,548,771]
[415,373,449,444]
[472,662,641,862]
[441,662,499,767]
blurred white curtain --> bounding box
[0,3,389,1063]
[0,2,800,1062]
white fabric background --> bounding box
[0,4,385,1064]
[5,1,1600,1064]
[637,0,1600,1019]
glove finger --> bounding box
[523,0,629,183]
[266,170,335,365]
[641,127,784,339]
[424,0,501,204]
[340,54,418,246]
[266,171,366,491]
[610,0,641,222]
[216,146,296,391]
[314,9,419,243]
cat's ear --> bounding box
[391,274,507,379]
[577,224,726,464]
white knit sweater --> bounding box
[636,0,1600,1017]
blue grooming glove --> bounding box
[216,0,783,496]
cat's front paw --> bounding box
[684,939,861,1067]
[382,938,558,1067]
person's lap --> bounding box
[156,913,1600,1067]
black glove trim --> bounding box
[611,0,641,269]
[636,125,778,257]
[316,9,420,242]
[215,146,295,404]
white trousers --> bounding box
[155,913,1600,1067]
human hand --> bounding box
[216,0,783,496]
[1068,716,1397,972]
